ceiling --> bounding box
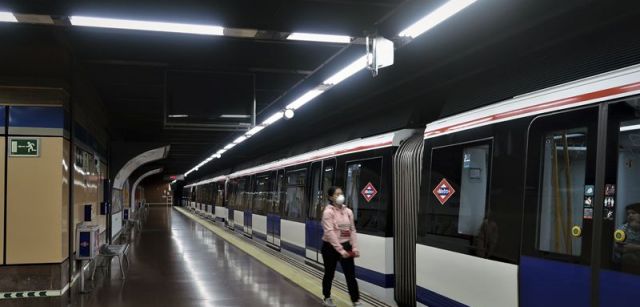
[2,0,640,180]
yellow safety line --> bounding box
[175,207,356,307]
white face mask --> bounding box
[335,195,345,206]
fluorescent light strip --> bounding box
[262,112,284,125]
[399,0,476,38]
[246,125,265,136]
[286,89,325,110]
[323,55,368,85]
[0,11,17,22]
[220,114,251,119]
[233,136,247,144]
[168,114,189,118]
[287,32,351,44]
[621,124,640,132]
[69,16,224,36]
[182,41,372,177]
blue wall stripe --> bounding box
[0,106,6,128]
[73,123,107,158]
[9,106,65,129]
[416,286,468,307]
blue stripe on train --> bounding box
[416,285,468,307]
[519,256,590,307]
[334,261,395,288]
[253,231,267,241]
[9,106,65,129]
[281,240,306,257]
[600,269,640,306]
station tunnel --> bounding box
[1,1,640,306]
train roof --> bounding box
[184,175,227,188]
[226,129,416,179]
[425,64,640,139]
[182,129,415,186]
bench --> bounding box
[91,244,130,280]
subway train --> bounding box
[181,63,640,307]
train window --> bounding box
[237,178,250,211]
[285,169,307,221]
[253,175,272,215]
[537,129,587,256]
[275,171,286,215]
[308,162,322,219]
[345,157,385,234]
[228,180,239,210]
[320,160,336,218]
[215,183,224,207]
[424,142,492,243]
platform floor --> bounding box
[6,206,320,307]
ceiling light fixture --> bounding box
[262,112,284,126]
[284,109,295,119]
[287,32,351,44]
[168,114,189,118]
[620,124,640,132]
[69,16,224,36]
[0,11,17,23]
[223,143,236,150]
[322,55,368,85]
[232,136,247,144]
[398,0,476,38]
[220,114,251,119]
[286,89,325,110]
[246,125,265,137]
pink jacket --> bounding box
[322,204,358,255]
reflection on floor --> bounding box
[4,206,320,307]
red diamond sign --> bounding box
[433,178,455,205]
[361,182,378,203]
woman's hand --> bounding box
[353,250,360,258]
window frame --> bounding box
[419,137,495,252]
[284,167,308,222]
[343,156,387,236]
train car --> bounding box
[416,64,640,307]
[217,129,415,304]
[184,176,227,221]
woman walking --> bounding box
[321,186,361,306]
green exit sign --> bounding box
[9,138,40,157]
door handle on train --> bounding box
[571,225,582,238]
[614,229,626,243]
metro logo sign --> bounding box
[361,182,378,203]
[433,178,455,205]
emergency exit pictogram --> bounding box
[433,178,455,205]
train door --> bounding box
[597,99,640,306]
[521,107,598,307]
[267,170,285,248]
[522,98,640,307]
[227,180,236,230]
[305,159,335,263]
[243,177,253,237]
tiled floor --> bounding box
[3,207,320,307]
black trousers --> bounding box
[321,241,360,302]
